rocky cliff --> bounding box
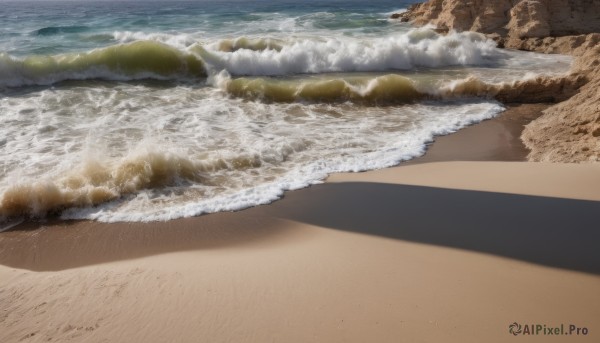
[396,0,600,162]
[401,0,600,47]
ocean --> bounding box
[0,0,572,222]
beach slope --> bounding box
[2,123,599,342]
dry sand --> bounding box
[1,105,599,342]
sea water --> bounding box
[0,0,572,222]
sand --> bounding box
[1,104,599,342]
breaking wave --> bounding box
[214,37,284,52]
[220,72,424,104]
[0,149,264,218]
[196,29,499,76]
[0,41,206,87]
[216,71,561,105]
[1,28,501,87]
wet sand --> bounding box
[1,104,599,342]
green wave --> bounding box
[1,41,206,87]
[216,37,283,52]
[224,74,425,104]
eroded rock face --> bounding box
[395,0,600,39]
[522,37,600,162]
[395,1,600,162]
[508,0,551,38]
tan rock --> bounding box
[508,1,551,38]
[521,35,600,162]
[400,1,600,163]
[399,0,600,39]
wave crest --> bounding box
[202,28,499,76]
[0,149,264,218]
[0,41,206,87]
[223,73,424,104]
[215,37,283,52]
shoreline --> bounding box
[0,103,560,270]
[404,103,550,164]
[2,103,600,342]
[0,103,547,239]
[1,103,597,270]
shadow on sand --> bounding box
[268,182,600,274]
[1,182,598,274]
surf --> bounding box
[0,1,575,223]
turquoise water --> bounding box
[0,0,412,56]
[0,1,572,223]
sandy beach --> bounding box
[1,104,599,342]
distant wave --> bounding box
[33,25,90,36]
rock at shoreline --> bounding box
[399,0,600,162]
[389,4,421,22]
[522,35,600,162]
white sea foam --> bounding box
[60,100,504,222]
[383,8,408,16]
[112,31,199,49]
[0,78,504,222]
[199,28,499,76]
